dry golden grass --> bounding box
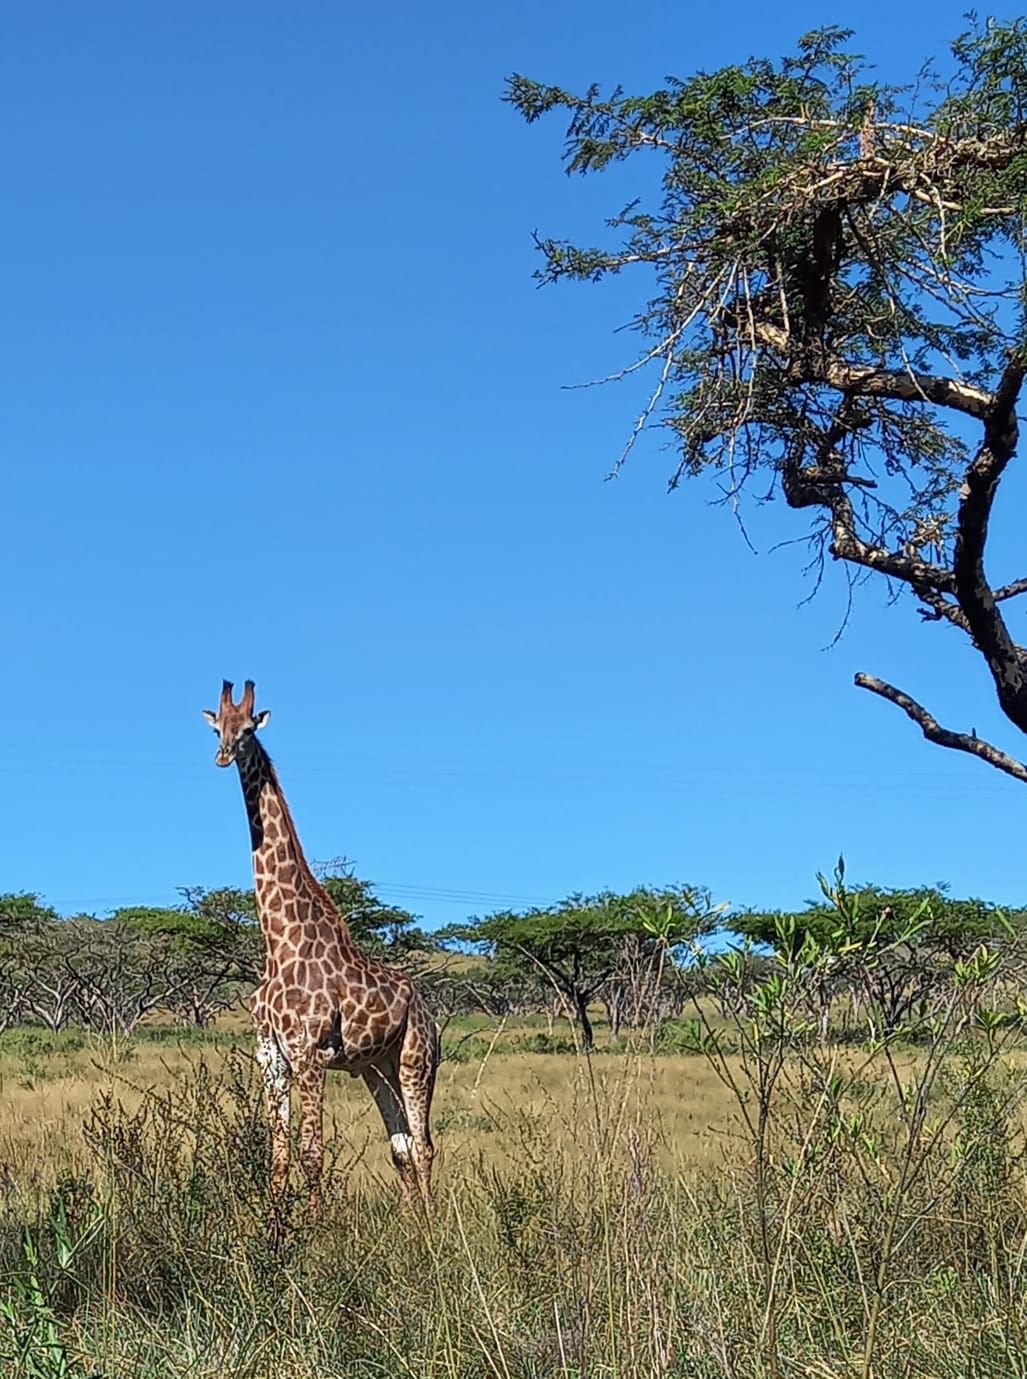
[7,1011,1022,1199]
[0,1022,741,1194]
[4,1014,1027,1377]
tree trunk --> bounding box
[604,990,623,1045]
[573,990,594,1051]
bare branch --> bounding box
[995,577,1027,603]
[855,672,1027,784]
[911,587,970,631]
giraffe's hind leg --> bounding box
[397,1002,438,1211]
[362,1059,418,1204]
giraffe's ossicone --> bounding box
[203,679,439,1216]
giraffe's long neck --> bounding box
[235,740,354,952]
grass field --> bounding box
[3,1011,1027,1378]
[0,1016,734,1192]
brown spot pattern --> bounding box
[210,680,438,1216]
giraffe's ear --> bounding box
[202,710,218,727]
[254,709,271,730]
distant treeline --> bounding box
[3,870,1024,1048]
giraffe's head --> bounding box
[202,680,271,768]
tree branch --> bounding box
[996,577,1027,603]
[952,355,1027,727]
[854,672,1027,784]
[781,356,1026,692]
[781,447,955,595]
[752,320,994,417]
[911,586,970,631]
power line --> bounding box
[0,745,1018,780]
[0,753,1020,796]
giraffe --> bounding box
[202,679,439,1217]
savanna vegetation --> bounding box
[4,863,1027,1377]
[6,17,1027,1377]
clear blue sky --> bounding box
[2,2,1025,925]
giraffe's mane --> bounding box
[247,736,350,931]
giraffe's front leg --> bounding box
[256,1031,291,1229]
[296,1060,326,1218]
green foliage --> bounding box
[0,1192,103,1378]
[179,886,258,930]
[110,890,261,1026]
[730,880,1016,959]
[115,890,259,959]
[318,863,435,957]
[0,863,437,1037]
[724,864,1024,1040]
[448,885,716,958]
[509,20,1027,422]
[0,892,58,933]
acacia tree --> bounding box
[0,893,55,1029]
[63,920,189,1036]
[115,889,261,1027]
[509,20,1027,776]
[446,886,717,1049]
